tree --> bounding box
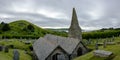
[0,22,11,31]
[1,22,5,25]
[1,23,11,31]
[23,24,35,32]
[27,24,34,32]
[0,22,5,30]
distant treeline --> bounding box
[53,29,120,39]
[0,35,40,39]
[82,29,120,39]
[1,29,120,39]
[0,31,68,39]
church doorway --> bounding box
[52,53,66,60]
[77,47,82,56]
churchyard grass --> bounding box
[74,37,120,60]
[0,39,32,60]
[0,49,32,60]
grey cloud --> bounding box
[0,0,120,30]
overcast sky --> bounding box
[0,0,120,30]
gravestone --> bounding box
[95,43,98,50]
[93,50,113,57]
[0,45,3,51]
[96,39,98,43]
[109,39,112,42]
[13,49,19,60]
[106,38,109,42]
[85,40,89,45]
[103,40,106,48]
[117,41,120,44]
[24,41,31,44]
[95,39,99,50]
[106,42,115,45]
[112,36,114,42]
[88,39,91,44]
[8,45,14,48]
[4,46,9,53]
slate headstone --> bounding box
[4,46,9,53]
[95,43,98,50]
[103,40,106,48]
[112,36,114,42]
[93,50,113,57]
[13,49,19,60]
[88,39,91,44]
[106,42,115,45]
[86,40,89,45]
[25,41,31,44]
[0,45,3,51]
[9,45,14,48]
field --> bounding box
[0,37,120,60]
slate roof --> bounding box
[33,34,80,60]
[33,37,58,60]
[44,34,80,54]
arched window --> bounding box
[77,47,82,56]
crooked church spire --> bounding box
[68,8,82,41]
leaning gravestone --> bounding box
[13,49,19,60]
[0,45,3,51]
[4,46,9,53]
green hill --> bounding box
[0,20,67,39]
[10,20,49,36]
[0,20,47,38]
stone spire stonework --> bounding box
[68,8,82,41]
